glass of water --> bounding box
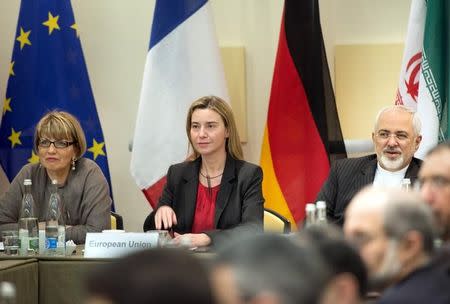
[2,231,19,255]
[154,230,172,247]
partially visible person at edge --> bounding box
[143,96,264,248]
[418,141,450,245]
[344,187,450,304]
[0,111,112,244]
[316,105,422,225]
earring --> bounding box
[71,158,76,171]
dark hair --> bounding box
[86,248,214,304]
[298,224,368,298]
[213,233,329,304]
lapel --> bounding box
[358,156,378,187]
[182,158,201,230]
[214,155,236,227]
[358,156,421,187]
[405,157,421,184]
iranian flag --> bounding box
[395,0,449,158]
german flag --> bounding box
[260,0,347,229]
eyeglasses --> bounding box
[375,131,410,142]
[38,139,75,149]
[415,176,450,190]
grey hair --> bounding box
[382,196,436,255]
[426,141,450,157]
[214,233,330,304]
[374,105,422,136]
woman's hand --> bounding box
[154,206,177,230]
[173,232,211,248]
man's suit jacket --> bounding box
[144,155,264,245]
[316,154,422,225]
[377,249,450,304]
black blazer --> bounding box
[377,249,450,304]
[144,155,264,245]
[316,154,422,225]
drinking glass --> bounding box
[2,231,19,255]
[155,230,170,247]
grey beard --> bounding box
[368,240,402,291]
[379,154,405,171]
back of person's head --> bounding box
[185,95,243,160]
[212,233,329,304]
[298,224,368,301]
[86,248,214,304]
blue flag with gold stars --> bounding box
[0,0,113,200]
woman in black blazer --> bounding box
[144,96,264,247]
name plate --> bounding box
[84,232,159,258]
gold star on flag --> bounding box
[3,98,12,115]
[8,128,22,148]
[28,151,40,164]
[70,23,79,37]
[16,27,31,50]
[88,139,106,160]
[42,12,60,35]
[9,61,15,76]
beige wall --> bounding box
[0,0,412,232]
[335,44,404,139]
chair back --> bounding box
[264,208,291,234]
[110,211,124,230]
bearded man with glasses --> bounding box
[0,111,112,244]
[317,105,423,225]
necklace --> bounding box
[199,171,223,195]
[199,171,223,179]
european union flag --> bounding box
[0,0,113,202]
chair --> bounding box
[264,208,291,234]
[143,211,156,232]
[110,211,124,230]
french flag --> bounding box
[130,0,228,208]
